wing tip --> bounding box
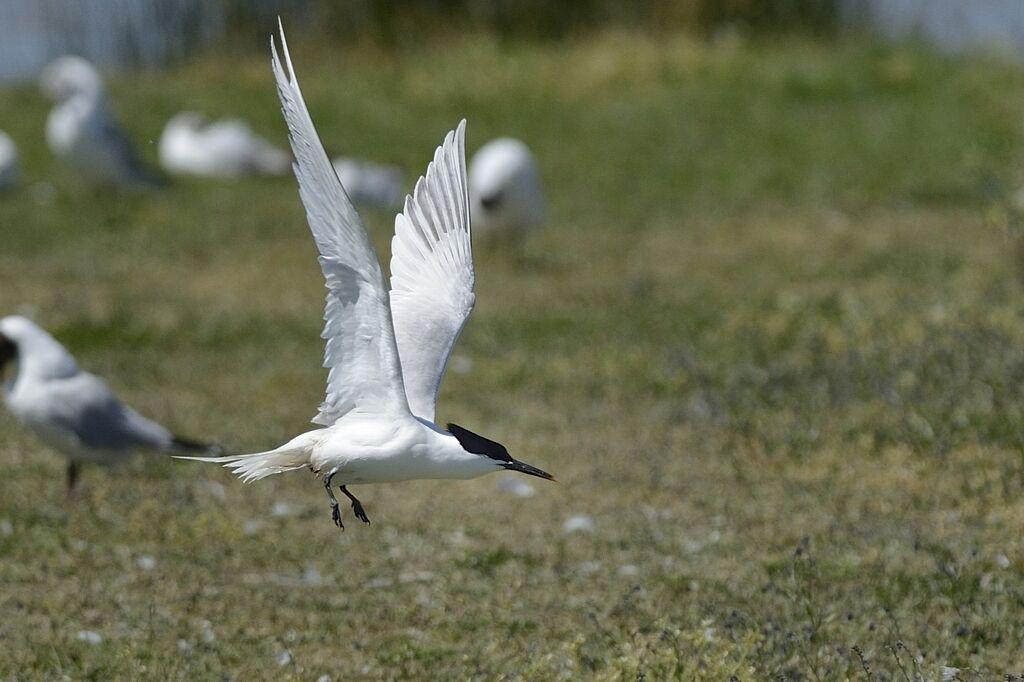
[400,119,469,216]
[270,17,296,87]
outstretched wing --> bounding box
[389,121,475,422]
[272,23,409,425]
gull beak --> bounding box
[504,459,556,482]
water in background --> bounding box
[842,0,1024,62]
[0,0,311,82]
[0,0,230,82]
[4,0,1024,84]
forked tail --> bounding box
[176,445,310,482]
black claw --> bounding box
[352,501,370,525]
[324,472,345,530]
[340,485,371,525]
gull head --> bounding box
[0,315,35,374]
[0,315,34,346]
[0,316,78,380]
[39,56,105,103]
[468,138,545,236]
[447,423,555,481]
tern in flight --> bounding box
[183,25,554,530]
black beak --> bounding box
[504,459,556,482]
[0,334,15,370]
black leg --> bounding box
[323,471,343,530]
[67,462,80,492]
[340,486,370,525]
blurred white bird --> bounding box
[183,25,553,530]
[468,137,545,244]
[0,131,19,191]
[40,56,165,190]
[159,112,291,178]
[0,316,219,490]
[331,157,405,210]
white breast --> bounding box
[45,103,82,159]
[309,416,499,485]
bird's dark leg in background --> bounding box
[66,462,79,492]
[340,486,370,524]
[323,471,343,529]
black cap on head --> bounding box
[447,422,555,482]
[0,334,15,369]
[448,423,511,462]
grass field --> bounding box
[3,28,1024,679]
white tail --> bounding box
[177,448,309,482]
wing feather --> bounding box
[272,23,408,424]
[390,121,474,422]
[43,373,172,451]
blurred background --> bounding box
[2,0,1023,82]
[4,0,1024,679]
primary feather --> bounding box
[271,24,409,425]
[390,120,475,422]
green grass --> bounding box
[3,29,1024,678]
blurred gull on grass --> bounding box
[40,56,165,190]
[159,112,291,178]
[331,156,405,210]
[468,137,545,246]
[0,316,221,490]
